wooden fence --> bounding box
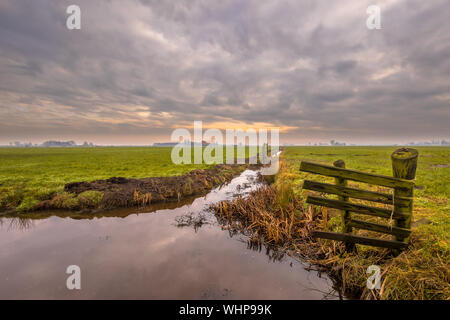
[300,148,419,251]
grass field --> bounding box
[0,147,212,212]
[279,146,449,299]
[0,145,448,298]
[0,146,260,212]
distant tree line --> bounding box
[7,140,95,147]
[407,140,450,146]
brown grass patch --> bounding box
[210,183,450,300]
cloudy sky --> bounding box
[0,0,449,145]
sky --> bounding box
[0,0,449,145]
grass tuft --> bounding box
[77,190,104,208]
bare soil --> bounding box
[73,164,247,208]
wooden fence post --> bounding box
[391,148,418,244]
[333,160,355,251]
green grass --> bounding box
[280,146,449,299]
[0,146,261,212]
[1,145,448,298]
[0,147,212,211]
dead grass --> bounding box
[210,159,450,300]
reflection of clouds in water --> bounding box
[173,170,265,233]
[0,170,339,299]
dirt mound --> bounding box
[59,164,247,210]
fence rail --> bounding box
[311,231,409,249]
[300,161,414,189]
[302,180,412,206]
[347,219,411,237]
[305,195,406,219]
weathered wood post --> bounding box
[391,148,418,244]
[333,160,355,251]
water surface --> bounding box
[0,170,340,299]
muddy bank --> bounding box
[34,164,251,212]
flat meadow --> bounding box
[0,147,211,212]
[0,145,448,298]
[1,146,448,217]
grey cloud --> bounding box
[0,0,449,144]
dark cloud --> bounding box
[0,0,449,144]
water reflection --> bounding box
[0,170,341,300]
[6,217,35,232]
[245,239,286,263]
